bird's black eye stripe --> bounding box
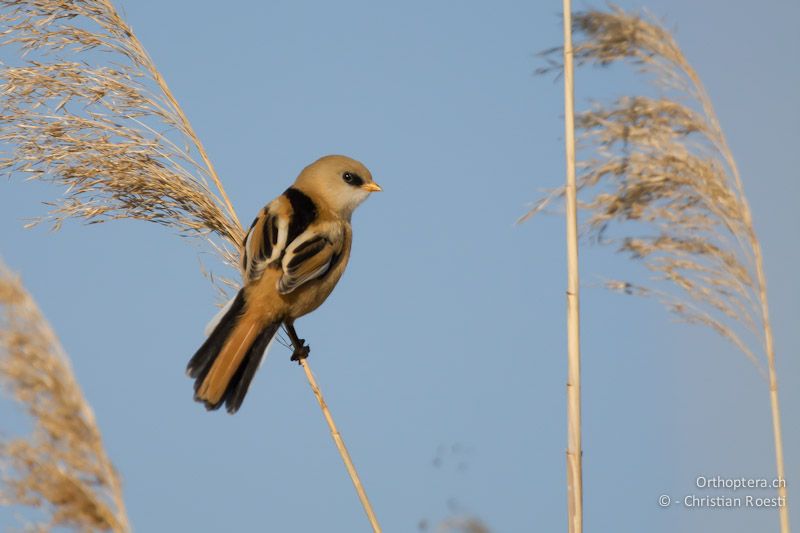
[342,171,364,187]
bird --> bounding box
[186,155,381,414]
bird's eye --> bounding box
[342,171,364,187]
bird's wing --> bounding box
[241,199,289,284]
[278,222,344,294]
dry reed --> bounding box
[525,6,789,531]
[2,1,380,530]
[0,260,129,532]
[0,0,242,269]
[560,2,583,532]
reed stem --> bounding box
[300,359,382,532]
[562,1,583,532]
[754,241,790,533]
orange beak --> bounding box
[361,182,382,192]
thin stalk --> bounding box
[562,1,583,533]
[754,242,790,533]
[300,359,382,532]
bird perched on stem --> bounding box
[187,155,381,414]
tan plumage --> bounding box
[187,155,380,413]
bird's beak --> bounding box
[361,182,382,192]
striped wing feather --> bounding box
[241,195,343,294]
[278,226,343,294]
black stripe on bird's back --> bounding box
[284,187,318,243]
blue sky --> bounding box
[1,0,798,531]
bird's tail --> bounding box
[186,290,280,414]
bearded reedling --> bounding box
[187,155,381,414]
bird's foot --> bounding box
[290,340,310,364]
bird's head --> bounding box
[294,155,381,219]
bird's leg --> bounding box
[284,319,310,364]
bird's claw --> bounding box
[290,341,310,364]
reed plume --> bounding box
[525,6,789,531]
[0,0,242,268]
[1,1,380,530]
[0,260,129,532]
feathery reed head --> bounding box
[0,260,129,532]
[1,0,243,268]
[526,6,766,373]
